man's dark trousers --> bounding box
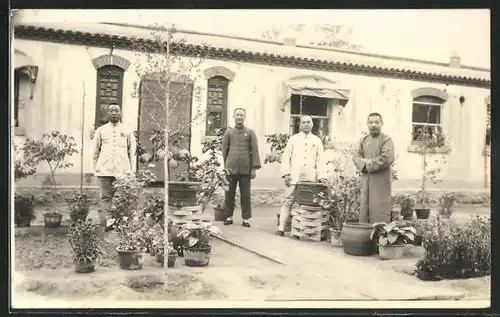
[225,174,252,220]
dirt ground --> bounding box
[13,204,491,305]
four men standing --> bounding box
[93,103,395,237]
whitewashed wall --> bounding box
[13,38,490,190]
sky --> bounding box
[15,9,491,69]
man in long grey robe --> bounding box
[353,112,395,224]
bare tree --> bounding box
[130,24,209,286]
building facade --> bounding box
[12,22,491,191]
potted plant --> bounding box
[65,192,91,223]
[315,174,361,248]
[68,219,103,273]
[154,242,178,268]
[14,194,36,227]
[115,215,148,270]
[177,222,220,267]
[413,119,449,220]
[397,194,416,220]
[22,130,78,228]
[370,221,416,260]
[181,128,230,221]
[438,192,456,218]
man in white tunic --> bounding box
[93,103,135,237]
[276,115,328,236]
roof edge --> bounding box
[13,24,490,88]
[102,22,490,73]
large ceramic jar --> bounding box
[341,222,376,256]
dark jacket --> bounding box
[221,125,261,175]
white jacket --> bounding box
[280,132,327,185]
[93,122,135,177]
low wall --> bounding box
[13,185,491,208]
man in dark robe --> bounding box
[221,108,261,227]
[353,112,395,224]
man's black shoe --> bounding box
[275,230,284,236]
[242,221,250,228]
[224,219,233,225]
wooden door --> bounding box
[137,79,193,183]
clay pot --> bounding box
[74,258,96,273]
[341,222,376,256]
[117,250,144,270]
[378,244,405,260]
[16,218,32,228]
[44,213,62,228]
[329,228,342,247]
[156,252,177,267]
[184,244,211,267]
[214,206,226,221]
[415,207,430,219]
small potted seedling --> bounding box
[399,194,416,220]
[177,222,220,267]
[115,216,147,270]
[438,193,456,219]
[68,219,102,273]
[370,221,416,260]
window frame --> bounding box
[411,97,444,145]
[205,75,229,136]
[95,64,125,128]
[289,94,331,137]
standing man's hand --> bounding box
[283,174,292,187]
[250,168,256,180]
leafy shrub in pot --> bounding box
[115,215,148,270]
[393,194,415,220]
[66,193,91,223]
[22,131,79,227]
[177,222,220,267]
[14,194,36,227]
[370,221,416,260]
[415,215,491,281]
[438,193,456,218]
[68,219,103,273]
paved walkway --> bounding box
[212,207,465,301]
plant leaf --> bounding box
[188,236,198,247]
[387,232,398,244]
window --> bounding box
[486,103,491,147]
[411,95,444,142]
[205,76,229,136]
[14,69,20,127]
[289,94,331,137]
[95,65,124,128]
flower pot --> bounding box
[378,244,405,260]
[70,211,88,223]
[117,250,144,270]
[168,181,201,207]
[184,244,211,267]
[16,218,32,228]
[214,206,226,221]
[341,222,376,256]
[44,213,62,228]
[415,207,430,219]
[296,182,327,207]
[155,252,177,267]
[329,228,342,247]
[74,258,96,273]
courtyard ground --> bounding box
[12,203,490,308]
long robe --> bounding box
[353,133,395,224]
